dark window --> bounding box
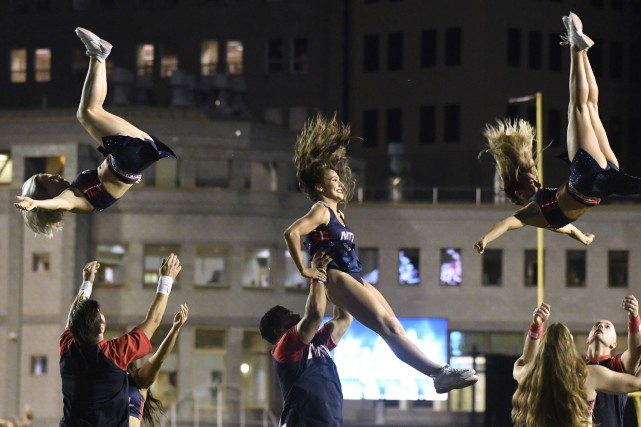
[507,28,521,67]
[386,108,402,143]
[608,250,628,288]
[363,35,380,73]
[631,44,641,81]
[524,250,538,287]
[421,30,437,67]
[419,106,435,144]
[291,38,309,73]
[528,31,542,69]
[445,28,461,66]
[547,109,562,147]
[388,33,404,70]
[549,33,562,71]
[610,41,623,79]
[566,250,586,287]
[362,109,379,147]
[482,249,502,286]
[266,39,283,72]
[443,104,460,143]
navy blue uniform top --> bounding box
[528,187,573,229]
[128,379,145,421]
[70,169,118,211]
[586,353,627,427]
[272,323,343,427]
[59,327,152,427]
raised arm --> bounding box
[65,261,100,328]
[551,224,595,246]
[474,214,526,254]
[133,304,189,389]
[284,203,330,281]
[15,190,92,213]
[296,250,332,344]
[587,364,641,395]
[326,304,353,345]
[620,295,641,374]
[136,254,182,340]
[514,303,551,382]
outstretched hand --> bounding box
[473,239,486,254]
[173,304,189,328]
[159,253,182,279]
[302,266,328,282]
[83,261,100,282]
[624,295,639,318]
[582,233,595,246]
[532,303,551,326]
[14,196,37,211]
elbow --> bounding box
[283,227,297,241]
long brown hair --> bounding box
[294,113,356,203]
[481,119,538,204]
[512,323,589,427]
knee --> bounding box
[377,314,404,337]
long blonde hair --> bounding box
[512,323,589,427]
[294,113,356,203]
[21,174,65,238]
[481,119,538,204]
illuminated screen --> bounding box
[326,317,448,401]
[440,248,462,286]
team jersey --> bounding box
[586,353,626,427]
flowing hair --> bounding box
[512,323,589,427]
[294,113,356,204]
[480,119,538,204]
[127,364,166,427]
[21,174,65,238]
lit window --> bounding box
[266,39,283,72]
[291,38,309,73]
[24,155,65,180]
[161,51,178,78]
[0,152,12,184]
[285,248,310,289]
[143,244,180,286]
[195,246,228,286]
[31,355,48,375]
[137,44,154,76]
[399,248,420,285]
[96,244,128,285]
[243,248,271,288]
[32,253,50,272]
[11,49,27,83]
[226,40,244,75]
[201,40,219,76]
[440,248,462,286]
[34,48,51,82]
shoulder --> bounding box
[273,326,308,363]
[608,353,626,372]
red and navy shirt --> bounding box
[586,353,626,427]
[273,324,343,427]
[59,327,152,427]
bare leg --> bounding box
[567,46,607,168]
[326,270,442,376]
[582,50,619,167]
[76,58,150,144]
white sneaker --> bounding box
[75,27,112,63]
[432,364,479,394]
[560,13,594,51]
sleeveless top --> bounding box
[70,169,118,211]
[128,379,145,420]
[528,187,573,228]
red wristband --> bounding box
[528,322,543,340]
[628,315,641,333]
[311,279,325,286]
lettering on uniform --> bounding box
[340,231,354,243]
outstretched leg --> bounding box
[75,28,150,144]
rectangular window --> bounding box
[524,249,537,287]
[266,39,283,72]
[0,152,12,184]
[359,248,379,285]
[445,28,461,66]
[566,250,586,287]
[195,329,227,349]
[96,244,128,285]
[32,253,50,272]
[201,40,219,76]
[291,37,309,73]
[362,109,379,147]
[399,248,420,285]
[285,248,310,289]
[547,108,562,147]
[527,31,542,69]
[610,41,623,79]
[440,248,462,286]
[243,248,271,288]
[507,29,521,67]
[420,30,437,68]
[34,48,51,82]
[363,34,380,73]
[24,155,65,182]
[386,108,402,143]
[11,49,27,83]
[137,44,154,77]
[226,40,244,75]
[195,246,228,286]
[548,33,562,72]
[608,250,628,288]
[143,244,180,286]
[482,249,502,286]
[419,105,436,144]
[388,32,403,70]
[160,50,178,78]
[31,355,47,375]
[444,104,460,143]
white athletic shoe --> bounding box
[75,27,112,63]
[560,12,594,51]
[432,364,479,394]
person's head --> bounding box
[481,119,540,205]
[69,299,105,346]
[127,363,165,427]
[512,323,588,427]
[259,305,301,345]
[294,113,356,204]
[587,319,617,351]
[21,173,69,237]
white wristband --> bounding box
[157,276,173,295]
[79,281,93,299]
